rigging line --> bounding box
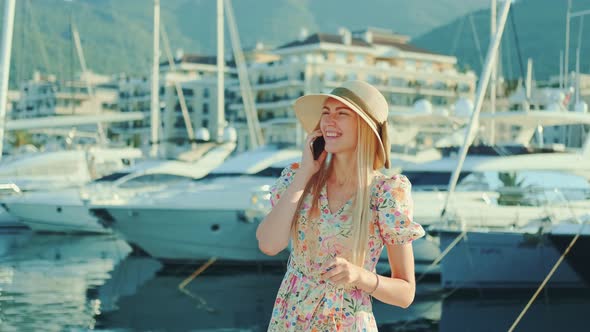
[70,7,75,115]
[451,15,466,56]
[17,0,26,85]
[160,21,197,149]
[468,13,484,68]
[576,16,584,52]
[508,221,588,331]
[503,19,513,82]
[105,0,137,78]
[25,0,51,74]
[509,8,526,91]
[415,229,467,284]
[508,188,588,331]
[225,0,264,147]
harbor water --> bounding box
[0,230,588,331]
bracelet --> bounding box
[368,272,380,295]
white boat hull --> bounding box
[8,203,108,234]
[438,229,585,288]
[97,206,289,263]
[3,189,109,234]
[0,208,25,228]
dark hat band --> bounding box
[330,87,384,130]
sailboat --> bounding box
[431,1,590,289]
[0,0,240,233]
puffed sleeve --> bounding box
[269,162,299,207]
[372,174,425,245]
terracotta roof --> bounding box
[277,31,438,56]
[371,35,437,55]
[160,54,235,67]
[277,33,371,49]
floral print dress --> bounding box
[267,163,425,331]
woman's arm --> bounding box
[322,243,417,308]
[256,131,326,256]
[356,243,416,308]
[255,171,310,255]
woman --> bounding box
[256,80,425,331]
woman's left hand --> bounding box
[321,256,362,287]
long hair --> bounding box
[290,103,380,267]
[349,117,378,266]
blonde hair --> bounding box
[290,102,380,267]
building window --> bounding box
[203,103,209,114]
[174,118,185,128]
[202,119,209,128]
[203,88,209,98]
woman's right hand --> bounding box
[299,130,327,181]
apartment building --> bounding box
[227,27,477,151]
[114,53,238,154]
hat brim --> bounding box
[293,93,388,168]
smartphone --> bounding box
[312,136,325,160]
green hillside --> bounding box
[2,0,489,87]
[413,0,590,81]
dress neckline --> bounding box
[319,172,390,216]
[320,183,354,216]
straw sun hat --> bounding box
[293,80,391,169]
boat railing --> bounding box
[437,185,590,229]
[0,182,22,195]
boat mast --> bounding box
[71,22,107,145]
[225,0,264,149]
[0,0,16,160]
[216,0,225,143]
[160,24,197,150]
[441,0,512,225]
[489,0,497,144]
[150,0,161,158]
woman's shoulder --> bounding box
[372,172,411,194]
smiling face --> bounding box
[319,97,359,156]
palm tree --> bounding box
[497,172,528,206]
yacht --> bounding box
[0,146,142,191]
[245,151,590,275]
[90,145,301,263]
[548,216,590,287]
[423,130,590,288]
[0,141,236,234]
[0,146,143,228]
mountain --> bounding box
[413,0,590,81]
[3,0,489,87]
